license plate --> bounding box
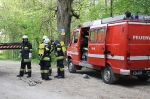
[132,70,150,76]
[132,70,142,75]
[146,71,150,76]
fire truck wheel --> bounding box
[68,59,76,73]
[101,66,118,84]
[137,76,149,81]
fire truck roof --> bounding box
[83,14,150,27]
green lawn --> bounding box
[0,54,6,60]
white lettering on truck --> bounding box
[133,35,150,40]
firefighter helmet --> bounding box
[42,35,48,40]
[44,38,50,44]
[22,35,28,39]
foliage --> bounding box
[0,0,57,60]
[0,0,150,61]
[113,0,150,15]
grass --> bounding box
[0,53,6,60]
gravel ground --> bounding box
[0,60,150,99]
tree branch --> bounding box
[71,10,79,19]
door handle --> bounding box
[111,54,114,57]
[101,47,104,50]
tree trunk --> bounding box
[56,0,73,45]
[105,0,107,13]
[110,0,113,17]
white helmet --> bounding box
[42,35,48,39]
[44,38,50,44]
[22,35,28,39]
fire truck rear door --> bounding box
[88,25,107,66]
[128,22,149,69]
[147,23,150,68]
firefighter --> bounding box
[123,11,134,20]
[40,38,52,80]
[17,35,32,78]
[39,35,52,76]
[53,40,65,79]
[48,40,54,76]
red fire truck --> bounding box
[66,14,150,84]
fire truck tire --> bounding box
[101,66,118,84]
[137,76,149,81]
[68,59,76,73]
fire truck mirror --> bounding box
[111,54,114,57]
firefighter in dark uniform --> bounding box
[40,38,52,80]
[39,35,52,76]
[53,40,65,79]
[17,35,32,78]
[48,40,54,76]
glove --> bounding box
[29,53,32,59]
[18,53,21,58]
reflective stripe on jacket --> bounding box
[56,56,64,60]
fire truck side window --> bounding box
[90,29,97,42]
[72,32,79,43]
[97,28,105,42]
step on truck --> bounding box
[66,14,150,84]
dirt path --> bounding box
[0,60,150,99]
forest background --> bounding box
[0,0,150,64]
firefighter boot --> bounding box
[48,68,52,76]
[41,73,45,80]
[45,73,52,80]
[17,71,24,77]
[57,71,65,79]
[54,68,60,78]
[27,71,31,78]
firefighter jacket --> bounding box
[20,41,32,62]
[41,44,51,61]
[54,40,64,60]
[50,44,54,53]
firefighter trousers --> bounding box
[19,61,31,77]
[49,65,52,76]
[56,59,64,77]
[49,56,52,75]
[40,60,50,80]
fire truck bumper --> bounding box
[120,69,130,75]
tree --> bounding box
[56,0,79,45]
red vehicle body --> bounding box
[67,15,150,84]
